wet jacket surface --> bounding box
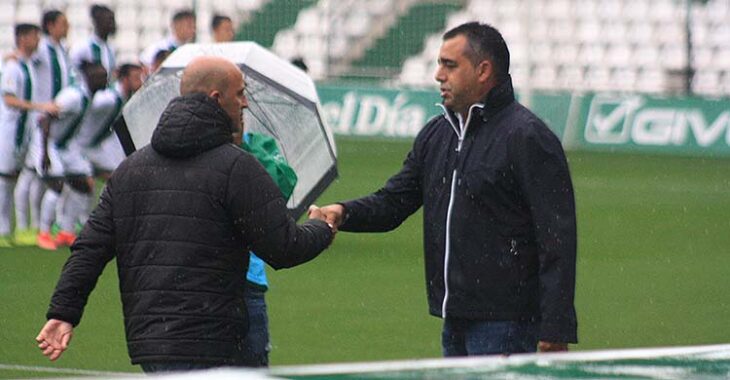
[340,77,578,343]
[46,93,334,364]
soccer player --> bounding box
[140,10,196,72]
[0,24,59,246]
[79,63,143,179]
[14,11,75,245]
[211,14,235,43]
[36,62,108,250]
[70,5,116,83]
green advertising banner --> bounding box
[317,84,441,138]
[316,84,570,139]
[316,83,730,157]
[572,93,730,157]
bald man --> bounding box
[36,57,335,372]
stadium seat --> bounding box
[692,70,722,96]
[636,68,666,93]
[585,67,612,92]
[294,8,322,36]
[553,43,579,66]
[531,65,558,90]
[634,45,660,68]
[691,46,714,69]
[344,12,371,38]
[399,57,428,86]
[602,21,628,45]
[548,20,575,43]
[529,42,554,64]
[236,0,266,12]
[116,30,139,53]
[576,20,601,44]
[714,48,730,70]
[557,66,585,91]
[578,44,605,66]
[15,4,42,24]
[660,45,687,70]
[272,30,298,59]
[627,22,654,45]
[606,44,632,68]
[612,68,639,93]
[0,3,15,26]
[116,5,138,30]
[509,65,529,90]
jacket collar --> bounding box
[151,93,234,158]
[438,74,516,124]
[478,75,515,121]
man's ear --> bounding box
[477,60,493,83]
[209,90,221,101]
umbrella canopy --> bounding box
[114,42,337,219]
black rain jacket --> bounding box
[340,77,577,343]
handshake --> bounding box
[307,204,345,232]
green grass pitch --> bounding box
[1,137,729,377]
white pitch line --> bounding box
[0,363,138,377]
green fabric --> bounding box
[89,89,123,147]
[240,133,297,199]
[56,93,90,149]
[17,61,32,149]
[47,45,62,97]
[90,42,102,65]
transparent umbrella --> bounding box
[114,42,337,218]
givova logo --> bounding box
[585,95,644,144]
[584,95,730,148]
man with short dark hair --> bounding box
[211,14,235,43]
[78,63,143,179]
[314,22,578,356]
[35,61,108,250]
[0,23,59,247]
[13,10,75,246]
[140,10,196,71]
[36,56,335,372]
[70,4,116,83]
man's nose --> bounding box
[241,95,249,108]
[434,67,445,83]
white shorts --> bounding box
[0,128,29,175]
[42,142,92,178]
[24,127,42,170]
[85,135,126,173]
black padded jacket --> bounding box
[46,93,334,364]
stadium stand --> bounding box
[397,0,730,97]
[0,0,728,96]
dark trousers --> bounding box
[241,286,270,367]
[140,362,218,373]
[442,318,538,357]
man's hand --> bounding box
[36,319,73,361]
[308,205,337,233]
[538,341,568,352]
[308,204,345,230]
[37,102,60,117]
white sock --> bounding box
[29,174,45,229]
[13,169,34,230]
[0,177,16,235]
[67,187,91,230]
[40,189,59,233]
[56,186,74,232]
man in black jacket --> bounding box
[314,22,577,356]
[36,56,335,371]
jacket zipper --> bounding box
[438,103,482,318]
